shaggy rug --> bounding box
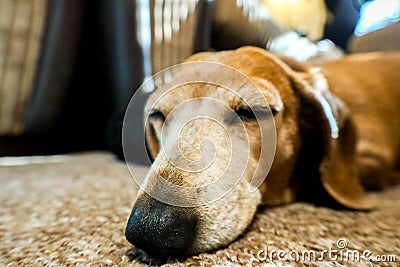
[0,152,399,267]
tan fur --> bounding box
[140,47,400,254]
[321,53,400,190]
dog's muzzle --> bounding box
[125,194,198,258]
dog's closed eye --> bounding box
[149,110,166,121]
[227,105,276,124]
[236,106,276,119]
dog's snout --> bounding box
[125,194,198,257]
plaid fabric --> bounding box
[149,0,199,74]
[0,0,48,135]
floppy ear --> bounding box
[145,123,160,163]
[278,57,376,210]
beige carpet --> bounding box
[0,152,399,267]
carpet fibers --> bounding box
[1,152,399,267]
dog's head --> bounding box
[125,47,375,258]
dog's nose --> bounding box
[125,194,198,258]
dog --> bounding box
[125,46,400,259]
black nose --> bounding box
[125,194,198,258]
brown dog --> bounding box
[125,46,400,258]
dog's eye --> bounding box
[235,106,276,121]
[236,107,256,119]
[149,110,166,121]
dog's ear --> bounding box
[145,123,160,163]
[278,57,376,210]
[145,135,155,163]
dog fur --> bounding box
[127,46,400,257]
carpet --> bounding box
[1,152,399,267]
